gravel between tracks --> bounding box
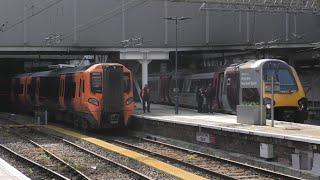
[115,137,277,180]
[43,127,179,180]
[18,128,138,180]
[0,130,57,179]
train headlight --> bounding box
[88,98,99,106]
[298,98,308,110]
[263,98,275,109]
[126,97,135,105]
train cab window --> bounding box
[123,73,131,92]
[91,72,102,93]
[264,68,297,92]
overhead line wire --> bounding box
[61,0,149,41]
[2,0,63,32]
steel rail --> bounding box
[58,138,152,180]
[10,124,153,180]
[139,136,302,180]
[0,144,69,180]
[8,130,91,180]
[108,139,236,180]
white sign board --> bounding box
[196,132,210,143]
[240,68,261,89]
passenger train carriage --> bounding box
[11,63,135,130]
[148,59,308,122]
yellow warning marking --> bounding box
[46,125,207,180]
[0,124,39,128]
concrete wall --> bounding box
[0,0,319,48]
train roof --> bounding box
[244,59,287,68]
[13,63,129,79]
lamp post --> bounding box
[164,16,191,114]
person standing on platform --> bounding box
[196,87,204,113]
[206,83,214,113]
[202,87,208,113]
[140,84,151,113]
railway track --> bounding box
[106,136,302,180]
[0,141,68,180]
[5,129,90,180]
[0,114,304,179]
[10,127,152,180]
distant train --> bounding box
[11,63,135,130]
[148,59,308,122]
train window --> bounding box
[62,80,65,97]
[82,80,85,93]
[79,79,82,97]
[227,78,231,86]
[182,80,190,92]
[65,80,76,99]
[123,73,131,93]
[71,82,76,98]
[91,72,102,93]
[59,80,62,97]
[15,84,23,94]
[189,80,200,93]
[178,79,183,92]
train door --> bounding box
[59,75,66,110]
[212,72,224,110]
[180,78,191,106]
[18,77,27,106]
[222,67,240,113]
[218,73,224,108]
[188,79,200,107]
[65,74,76,110]
[221,70,233,113]
[25,77,32,106]
[35,77,40,107]
[74,73,84,112]
[30,77,36,104]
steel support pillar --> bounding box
[139,59,152,89]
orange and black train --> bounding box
[11,63,135,130]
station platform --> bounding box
[133,103,320,145]
[131,103,320,178]
[0,158,30,180]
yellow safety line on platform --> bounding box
[46,125,207,180]
[0,124,39,128]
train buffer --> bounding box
[132,103,320,177]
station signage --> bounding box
[240,68,260,89]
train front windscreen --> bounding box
[263,66,298,93]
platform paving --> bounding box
[0,158,30,180]
[134,103,320,145]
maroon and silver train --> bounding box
[147,59,308,122]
